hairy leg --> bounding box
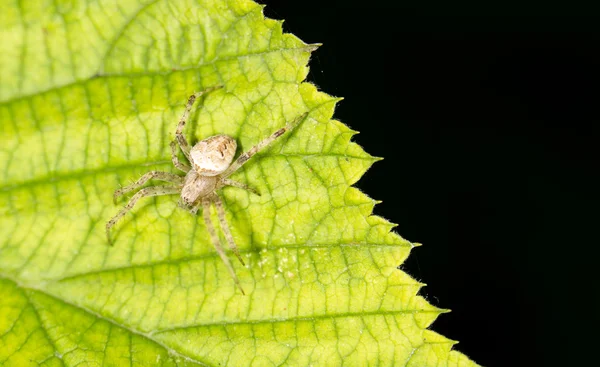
[113,171,183,204]
[220,178,260,196]
[106,185,180,245]
[170,140,191,172]
[212,194,245,265]
[202,198,245,295]
[222,112,309,178]
[187,200,201,215]
[175,85,223,160]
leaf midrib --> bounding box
[47,241,414,283]
[0,275,211,367]
[151,307,445,335]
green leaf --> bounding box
[0,0,480,366]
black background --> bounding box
[260,1,599,366]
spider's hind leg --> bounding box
[175,85,224,160]
[221,112,309,178]
[170,141,191,172]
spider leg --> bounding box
[185,201,199,214]
[170,140,191,172]
[220,178,261,196]
[106,185,180,245]
[175,85,223,160]
[202,197,245,295]
[221,112,309,178]
[212,194,246,266]
[113,171,183,204]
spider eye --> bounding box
[190,135,237,176]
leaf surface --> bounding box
[0,0,479,366]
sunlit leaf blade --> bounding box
[0,0,479,365]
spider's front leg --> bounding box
[212,194,246,266]
[187,193,247,266]
[187,200,201,215]
[201,197,245,295]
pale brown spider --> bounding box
[106,86,308,294]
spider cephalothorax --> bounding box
[106,85,308,294]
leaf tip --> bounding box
[438,307,452,315]
[307,43,323,52]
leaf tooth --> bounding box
[306,43,323,52]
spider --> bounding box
[106,85,308,294]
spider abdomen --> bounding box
[190,135,237,176]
